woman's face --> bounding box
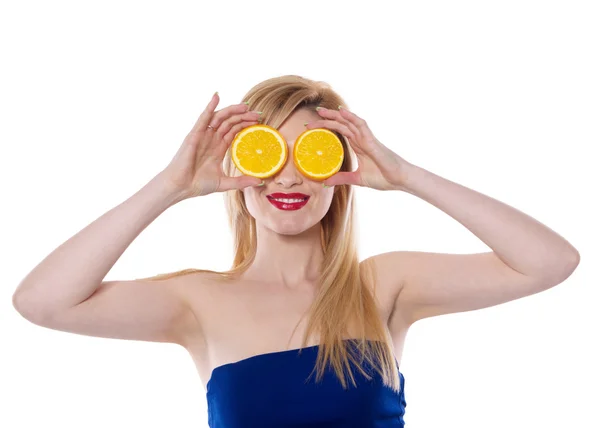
[242,108,336,236]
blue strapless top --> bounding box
[206,339,406,427]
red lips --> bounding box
[267,193,309,199]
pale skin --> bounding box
[13,92,580,394]
[240,108,334,287]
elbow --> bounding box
[12,291,47,324]
[12,291,26,314]
[546,251,580,285]
[571,250,581,267]
[563,249,580,277]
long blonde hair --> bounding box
[143,75,400,392]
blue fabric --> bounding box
[206,339,406,427]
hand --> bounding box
[306,106,414,191]
[160,92,264,200]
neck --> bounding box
[243,222,324,287]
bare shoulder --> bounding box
[360,249,577,328]
[176,269,228,299]
[360,253,407,302]
[359,254,409,326]
[174,269,232,347]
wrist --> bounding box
[394,162,423,193]
[147,172,187,208]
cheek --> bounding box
[315,191,334,214]
[242,189,260,212]
[243,189,272,221]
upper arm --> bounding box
[17,276,198,346]
[370,250,578,327]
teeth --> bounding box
[272,198,305,203]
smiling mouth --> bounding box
[266,196,310,210]
[266,196,309,203]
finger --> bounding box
[208,103,251,130]
[337,107,369,137]
[192,92,220,132]
[222,118,261,147]
[217,111,262,139]
[322,170,362,187]
[214,119,260,159]
[306,119,356,142]
[316,107,361,140]
[218,175,264,192]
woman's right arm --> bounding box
[12,174,194,344]
[12,92,263,346]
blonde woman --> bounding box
[13,75,580,427]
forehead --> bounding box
[277,108,321,147]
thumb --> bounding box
[323,171,361,187]
[219,176,264,192]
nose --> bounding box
[273,153,303,188]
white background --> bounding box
[2,1,598,427]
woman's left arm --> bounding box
[393,163,579,279]
[308,105,579,325]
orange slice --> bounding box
[231,124,288,178]
[293,128,344,180]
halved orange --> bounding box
[293,128,344,180]
[230,124,288,178]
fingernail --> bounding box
[257,111,263,115]
[243,101,249,105]
[315,106,323,111]
[322,183,330,188]
[255,180,265,187]
[214,91,219,97]
[303,122,308,127]
[337,105,343,110]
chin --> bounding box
[268,219,313,236]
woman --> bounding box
[12,75,580,427]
